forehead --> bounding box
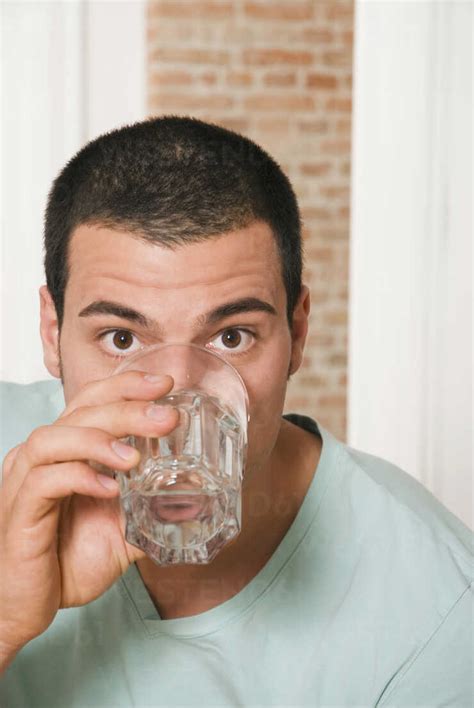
[67,221,284,308]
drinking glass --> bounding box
[113,343,249,565]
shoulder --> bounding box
[339,440,473,576]
[316,423,472,623]
[329,433,473,644]
[0,379,64,462]
[321,431,473,703]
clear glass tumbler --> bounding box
[113,344,249,565]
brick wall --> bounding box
[147,0,353,441]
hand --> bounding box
[0,371,178,666]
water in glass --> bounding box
[119,390,246,564]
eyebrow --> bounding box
[78,297,277,330]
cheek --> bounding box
[60,356,91,405]
[239,339,291,470]
[58,325,110,405]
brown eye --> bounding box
[100,329,141,357]
[208,328,254,356]
[112,330,134,350]
[221,329,242,348]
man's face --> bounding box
[40,220,310,478]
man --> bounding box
[0,116,472,707]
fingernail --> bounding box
[97,474,119,490]
[144,374,165,383]
[111,440,137,460]
[146,404,171,421]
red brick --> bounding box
[335,118,351,134]
[294,28,334,44]
[284,395,313,411]
[341,75,353,90]
[306,73,337,90]
[291,183,311,201]
[146,20,157,44]
[263,71,297,87]
[242,49,313,66]
[317,393,346,407]
[227,71,253,88]
[342,30,354,45]
[310,247,333,261]
[320,185,350,200]
[317,228,348,241]
[308,331,334,346]
[200,71,218,86]
[244,1,314,21]
[150,48,230,65]
[323,307,349,328]
[150,93,234,110]
[149,1,233,19]
[328,352,348,367]
[301,206,332,221]
[308,292,331,308]
[300,162,332,177]
[149,70,193,86]
[299,374,325,388]
[207,116,250,133]
[297,119,329,134]
[338,288,349,300]
[320,49,352,68]
[320,138,352,155]
[339,162,351,177]
[301,225,311,241]
[256,118,290,133]
[244,94,315,111]
[324,1,353,23]
[325,97,352,112]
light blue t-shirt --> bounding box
[1,380,473,708]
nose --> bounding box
[163,345,205,391]
[141,343,209,393]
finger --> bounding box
[1,444,23,482]
[57,399,180,439]
[114,504,148,564]
[59,371,174,419]
[11,461,121,538]
[1,425,140,501]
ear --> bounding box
[39,285,61,378]
[288,285,310,377]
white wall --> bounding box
[1,0,146,383]
[348,0,472,528]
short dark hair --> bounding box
[44,115,303,328]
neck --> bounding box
[136,418,322,619]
